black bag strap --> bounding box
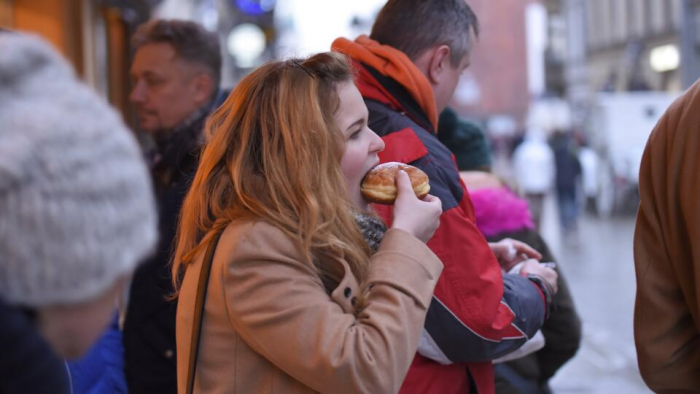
[185,229,224,394]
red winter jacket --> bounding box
[333,36,548,394]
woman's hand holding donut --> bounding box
[391,170,442,243]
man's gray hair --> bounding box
[370,0,479,67]
[132,19,222,91]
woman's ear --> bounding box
[426,45,452,84]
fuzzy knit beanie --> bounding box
[0,33,157,307]
[438,107,493,171]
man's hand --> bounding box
[489,238,542,272]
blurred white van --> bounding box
[587,92,678,217]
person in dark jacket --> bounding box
[0,33,157,394]
[440,111,582,394]
[332,1,558,392]
[124,19,222,394]
[0,299,70,394]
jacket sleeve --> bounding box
[526,234,581,380]
[374,158,547,364]
[223,224,443,394]
[67,312,128,394]
[0,299,70,394]
[488,230,582,380]
[634,88,700,392]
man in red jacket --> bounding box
[333,1,558,392]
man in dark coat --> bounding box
[0,300,70,394]
[124,19,222,394]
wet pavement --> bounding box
[538,194,652,394]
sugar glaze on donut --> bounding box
[360,162,430,205]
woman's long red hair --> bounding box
[171,52,371,295]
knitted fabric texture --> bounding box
[469,187,535,237]
[438,107,492,171]
[0,33,157,307]
[354,212,387,253]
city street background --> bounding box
[541,197,651,394]
[4,1,699,393]
[494,150,651,393]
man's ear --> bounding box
[192,73,214,105]
[426,45,452,84]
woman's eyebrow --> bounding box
[346,118,364,131]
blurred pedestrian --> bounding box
[0,33,156,393]
[173,52,443,394]
[550,131,582,242]
[333,2,557,392]
[124,19,222,394]
[578,140,599,214]
[634,79,700,392]
[512,129,555,229]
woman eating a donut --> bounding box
[171,52,444,394]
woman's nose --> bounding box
[369,129,385,153]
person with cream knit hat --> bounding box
[0,32,157,392]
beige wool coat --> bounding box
[176,220,442,394]
[634,79,700,392]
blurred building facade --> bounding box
[451,0,545,135]
[1,0,158,121]
[543,0,567,97]
[9,1,694,137]
[557,0,700,127]
[1,0,278,128]
[153,0,277,88]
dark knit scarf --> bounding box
[151,103,212,169]
[148,96,221,188]
[149,89,225,173]
[354,212,387,253]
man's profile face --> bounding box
[434,54,471,113]
[129,42,209,134]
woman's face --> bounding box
[334,81,385,210]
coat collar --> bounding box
[332,35,438,131]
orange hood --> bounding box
[332,35,438,131]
